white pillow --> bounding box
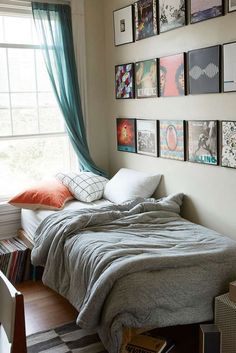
[56,172,108,202]
[103,168,161,204]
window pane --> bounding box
[39,107,64,133]
[0,135,71,195]
[0,49,9,92]
[8,49,36,92]
[38,92,58,107]
[0,109,11,136]
[36,51,52,92]
[11,93,37,108]
[12,109,38,135]
[4,16,33,45]
[0,93,10,109]
[0,16,4,42]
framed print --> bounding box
[135,59,158,98]
[159,53,186,97]
[116,118,136,153]
[187,120,218,165]
[160,120,185,160]
[190,0,223,24]
[115,63,134,99]
[159,0,186,33]
[188,45,221,95]
[223,42,236,92]
[134,0,157,41]
[113,5,134,46]
[229,0,236,12]
[136,119,158,156]
[221,121,236,168]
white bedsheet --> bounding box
[21,199,112,241]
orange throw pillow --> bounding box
[8,179,73,210]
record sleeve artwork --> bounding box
[160,120,185,160]
[134,0,157,40]
[115,64,134,99]
[223,42,236,92]
[188,46,220,94]
[136,119,158,156]
[190,0,223,23]
[116,118,136,152]
[159,53,185,97]
[159,0,186,33]
[221,121,236,168]
[188,120,218,165]
[135,59,157,98]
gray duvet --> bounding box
[31,194,236,353]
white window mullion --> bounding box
[5,47,13,136]
[34,48,40,133]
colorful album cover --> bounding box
[221,121,236,168]
[159,53,185,97]
[160,120,185,160]
[135,59,157,98]
[159,0,186,33]
[115,63,134,99]
[190,0,223,24]
[188,120,218,165]
[116,118,136,152]
[134,0,157,41]
[136,119,158,156]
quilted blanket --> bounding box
[31,194,236,353]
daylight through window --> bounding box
[0,14,76,197]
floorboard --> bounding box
[17,280,199,353]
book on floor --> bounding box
[123,334,168,353]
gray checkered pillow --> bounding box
[56,172,108,202]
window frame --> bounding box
[0,14,77,200]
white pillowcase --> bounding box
[56,172,108,202]
[103,168,161,204]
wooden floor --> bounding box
[16,280,77,336]
[17,280,199,353]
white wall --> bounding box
[81,0,109,172]
[97,0,236,239]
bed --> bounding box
[23,193,236,353]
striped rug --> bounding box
[27,321,108,353]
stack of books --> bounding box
[0,237,31,284]
[123,333,175,353]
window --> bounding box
[0,14,77,197]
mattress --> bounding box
[21,198,112,241]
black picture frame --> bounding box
[223,41,236,93]
[187,120,218,165]
[159,120,186,160]
[190,0,224,24]
[159,0,187,34]
[188,45,221,95]
[228,0,236,12]
[134,0,158,41]
[136,119,158,156]
[135,58,158,98]
[159,52,186,97]
[221,121,236,169]
[116,117,137,153]
[113,5,134,46]
[115,63,135,99]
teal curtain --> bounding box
[32,2,107,177]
